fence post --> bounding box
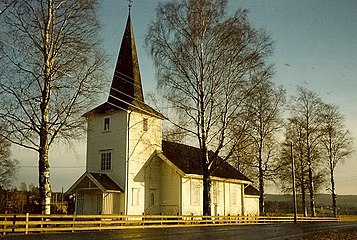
[2,216,7,236]
[99,215,102,231]
[41,215,44,233]
[120,212,123,226]
[72,215,76,232]
[25,213,29,234]
[3,216,7,236]
[12,214,16,233]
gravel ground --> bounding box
[292,227,357,240]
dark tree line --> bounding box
[0,183,41,214]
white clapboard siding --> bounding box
[86,110,128,189]
[126,111,162,215]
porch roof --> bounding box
[90,173,124,192]
[244,185,260,196]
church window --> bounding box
[149,189,156,206]
[212,181,222,205]
[143,118,148,132]
[101,152,112,170]
[230,184,238,206]
[190,179,201,206]
[132,188,140,206]
[95,194,103,214]
[76,192,84,214]
[104,117,110,131]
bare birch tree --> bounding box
[0,0,105,214]
[235,75,285,215]
[320,103,353,217]
[277,119,327,217]
[283,117,309,216]
[145,0,273,215]
[288,86,325,217]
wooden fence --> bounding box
[0,214,340,235]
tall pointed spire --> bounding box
[108,12,145,108]
[86,8,164,119]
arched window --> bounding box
[150,192,155,206]
[149,189,156,206]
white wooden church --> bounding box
[66,12,259,216]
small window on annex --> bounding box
[100,151,112,171]
[104,117,110,131]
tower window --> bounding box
[100,152,112,170]
[143,118,148,132]
[104,117,110,131]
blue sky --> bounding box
[13,0,357,194]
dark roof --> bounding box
[161,141,251,182]
[89,172,124,192]
[244,185,260,196]
[108,13,144,108]
[109,12,144,107]
[84,13,164,119]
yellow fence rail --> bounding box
[340,215,357,222]
[0,214,340,235]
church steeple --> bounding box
[108,12,144,108]
[85,9,164,119]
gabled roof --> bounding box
[244,185,260,196]
[66,172,123,195]
[84,13,164,119]
[161,141,251,182]
[90,173,123,192]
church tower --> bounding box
[84,12,164,215]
